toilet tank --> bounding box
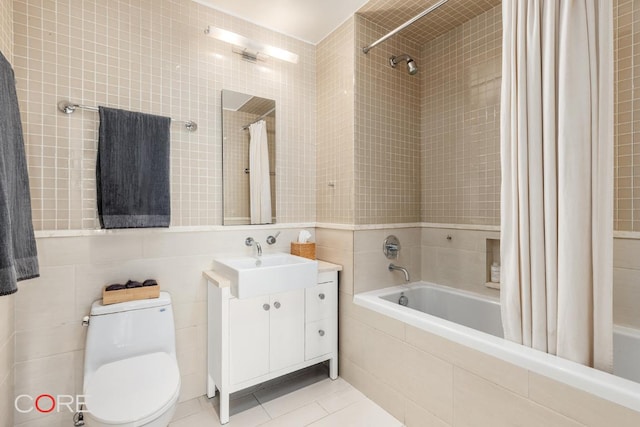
[84,292,176,382]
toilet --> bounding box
[82,292,181,427]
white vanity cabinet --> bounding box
[229,289,305,384]
[206,263,340,425]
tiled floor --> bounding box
[169,365,403,427]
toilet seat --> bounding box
[84,352,180,426]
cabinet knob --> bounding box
[318,293,325,300]
[318,329,325,337]
[263,304,270,311]
[273,301,281,309]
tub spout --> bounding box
[389,263,410,282]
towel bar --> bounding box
[57,100,198,132]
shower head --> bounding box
[389,54,418,75]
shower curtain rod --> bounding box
[362,0,448,54]
[242,107,276,130]
[57,100,198,132]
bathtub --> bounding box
[354,282,640,413]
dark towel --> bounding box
[125,280,142,288]
[0,51,39,296]
[142,279,157,287]
[97,107,171,228]
[105,284,125,291]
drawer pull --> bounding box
[318,293,326,300]
[273,301,281,309]
[318,329,325,337]
[263,304,270,311]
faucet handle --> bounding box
[245,237,255,246]
[266,231,281,245]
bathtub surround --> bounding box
[500,0,614,370]
[97,107,171,229]
[316,224,640,425]
[0,51,39,296]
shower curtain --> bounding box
[500,0,613,371]
[249,120,272,224]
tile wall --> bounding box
[614,0,640,232]
[421,5,502,225]
[13,0,316,230]
[354,15,421,225]
[316,18,355,224]
[0,0,14,424]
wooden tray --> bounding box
[102,284,160,305]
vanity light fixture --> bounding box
[205,26,299,64]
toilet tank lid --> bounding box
[90,291,172,316]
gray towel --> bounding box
[0,51,39,296]
[97,107,171,228]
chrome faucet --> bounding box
[245,237,262,257]
[266,231,281,245]
[389,263,410,282]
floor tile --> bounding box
[171,397,204,421]
[259,378,350,419]
[170,366,403,427]
[316,385,367,414]
[253,364,333,403]
[258,402,328,427]
[307,399,403,427]
[169,410,221,427]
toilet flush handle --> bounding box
[82,316,90,326]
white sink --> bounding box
[212,253,318,299]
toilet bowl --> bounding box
[82,292,181,426]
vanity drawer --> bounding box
[305,281,336,322]
[305,318,334,360]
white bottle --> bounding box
[490,262,500,283]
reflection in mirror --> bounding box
[222,90,276,225]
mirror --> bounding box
[222,90,276,225]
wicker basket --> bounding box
[291,242,316,260]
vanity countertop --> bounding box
[204,259,342,289]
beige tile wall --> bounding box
[0,295,14,427]
[614,0,640,232]
[316,18,355,224]
[0,0,14,425]
[0,0,10,60]
[354,15,421,225]
[13,0,316,230]
[421,227,500,297]
[420,227,640,328]
[613,237,640,328]
[418,0,640,230]
[13,228,313,426]
[421,5,502,225]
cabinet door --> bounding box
[229,296,270,385]
[269,289,305,372]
